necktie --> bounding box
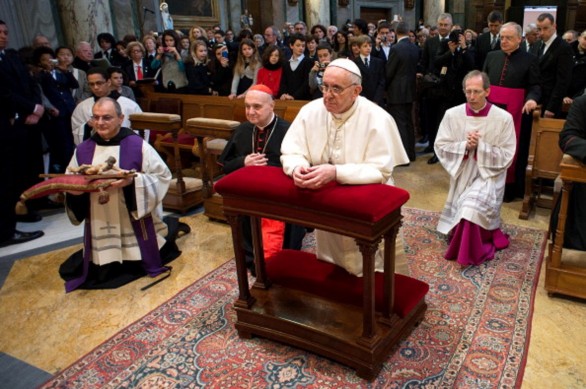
[0,51,4,61]
[364,57,369,68]
[490,35,497,49]
[137,65,143,80]
[538,42,545,58]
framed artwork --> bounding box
[168,0,220,29]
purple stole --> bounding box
[65,135,168,292]
[487,85,525,184]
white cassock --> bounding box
[71,96,144,145]
[435,104,516,235]
[281,96,409,276]
[66,139,171,266]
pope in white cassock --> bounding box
[62,97,173,292]
[281,58,409,276]
[435,70,516,265]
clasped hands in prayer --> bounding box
[244,152,268,167]
[292,164,336,190]
[466,130,480,151]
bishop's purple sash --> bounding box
[487,85,525,184]
[65,134,168,292]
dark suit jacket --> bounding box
[420,35,443,74]
[279,57,312,100]
[372,44,392,62]
[122,59,156,83]
[522,39,540,56]
[386,39,420,104]
[0,49,43,238]
[94,49,126,67]
[355,55,386,106]
[474,32,501,69]
[539,36,573,116]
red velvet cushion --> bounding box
[265,250,429,318]
[215,166,410,222]
[177,133,195,146]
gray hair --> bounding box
[437,13,453,24]
[524,23,538,34]
[501,22,522,38]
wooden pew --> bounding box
[546,154,586,299]
[138,85,308,216]
[519,110,565,219]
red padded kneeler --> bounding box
[265,250,429,318]
[215,166,410,222]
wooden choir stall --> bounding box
[214,166,429,380]
[546,154,586,299]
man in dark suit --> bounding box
[122,41,156,98]
[474,10,503,69]
[354,35,385,107]
[94,32,125,67]
[0,20,44,247]
[372,22,394,62]
[386,22,420,161]
[419,12,453,163]
[72,41,93,72]
[523,23,540,56]
[536,12,573,118]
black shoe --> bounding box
[427,155,439,164]
[0,230,44,248]
[423,145,434,153]
[16,211,42,223]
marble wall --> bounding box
[0,1,60,50]
[423,0,445,25]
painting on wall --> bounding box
[168,0,219,29]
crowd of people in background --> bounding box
[2,11,586,242]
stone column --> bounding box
[305,0,330,28]
[423,0,445,25]
[56,0,114,50]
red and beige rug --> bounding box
[40,208,546,388]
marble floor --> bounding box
[1,156,585,388]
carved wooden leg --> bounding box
[381,222,400,323]
[226,214,255,308]
[197,136,211,198]
[356,239,381,347]
[251,216,271,289]
[551,181,572,268]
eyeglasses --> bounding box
[90,115,115,122]
[88,81,107,87]
[319,83,357,95]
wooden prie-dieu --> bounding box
[214,166,429,380]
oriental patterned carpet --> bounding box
[40,208,546,388]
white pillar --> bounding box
[305,0,330,28]
[423,0,445,26]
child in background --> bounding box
[150,29,188,92]
[306,35,319,62]
[179,36,191,60]
[229,38,261,99]
[209,43,233,96]
[279,33,312,100]
[308,43,332,99]
[185,40,212,95]
[108,66,136,101]
[255,44,283,98]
